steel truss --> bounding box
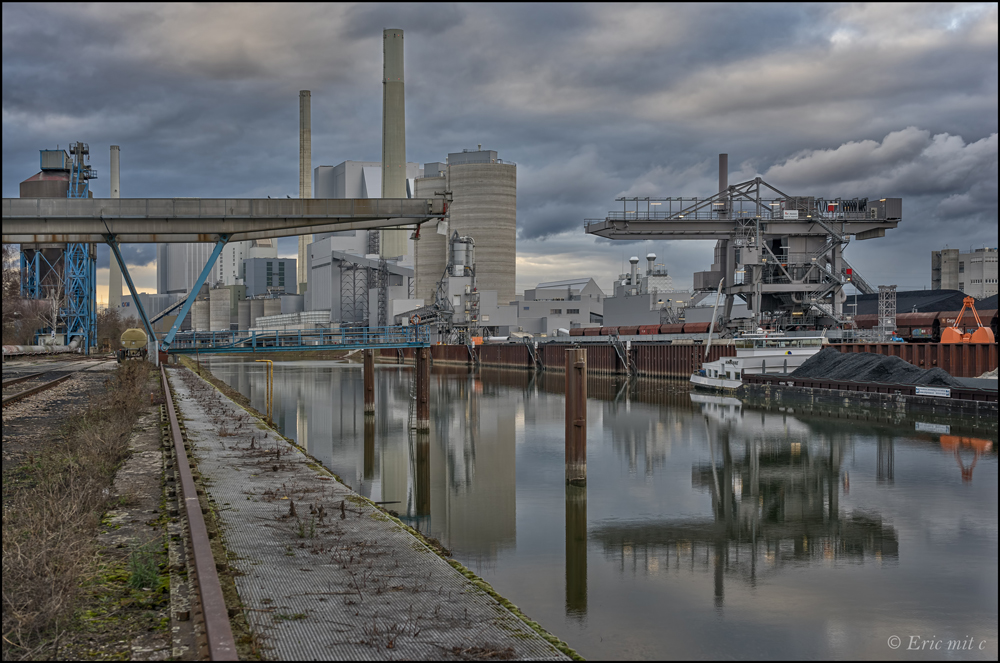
[587,176,899,329]
[340,262,370,325]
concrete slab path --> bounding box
[167,367,570,661]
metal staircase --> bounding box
[609,332,633,376]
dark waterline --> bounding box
[205,357,998,660]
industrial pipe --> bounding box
[2,335,83,356]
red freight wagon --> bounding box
[639,325,660,335]
[569,328,585,336]
[583,327,602,336]
[618,326,640,336]
[683,322,711,333]
[659,323,685,334]
[599,327,617,335]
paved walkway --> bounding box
[167,367,569,661]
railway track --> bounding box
[160,365,238,660]
[1,360,106,406]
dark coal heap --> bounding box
[790,348,960,387]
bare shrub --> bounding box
[1,361,151,658]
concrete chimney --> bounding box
[718,153,728,218]
[629,256,639,286]
[298,90,312,295]
[646,253,656,276]
[381,28,407,259]
[108,145,122,311]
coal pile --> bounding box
[790,348,961,387]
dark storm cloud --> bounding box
[3,2,996,295]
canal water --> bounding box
[205,357,998,660]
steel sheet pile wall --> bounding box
[634,344,737,378]
[832,343,997,378]
[479,344,531,368]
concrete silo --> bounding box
[416,149,516,305]
[209,288,229,331]
[414,174,448,304]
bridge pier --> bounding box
[363,348,375,415]
[415,347,430,431]
[565,348,587,485]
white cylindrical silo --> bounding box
[192,299,210,331]
[250,299,264,328]
[447,161,517,303]
[209,288,229,330]
[238,300,250,330]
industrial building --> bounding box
[586,154,901,331]
[243,257,295,298]
[601,254,693,327]
[512,278,605,335]
[931,247,998,299]
[17,143,98,348]
[414,148,517,307]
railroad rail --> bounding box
[1,373,76,406]
[1,371,48,388]
[160,365,238,660]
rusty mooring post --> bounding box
[363,348,375,415]
[416,347,431,431]
[565,348,587,485]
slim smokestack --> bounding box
[718,153,728,218]
[381,28,407,259]
[108,145,122,311]
[298,90,312,295]
[629,256,639,286]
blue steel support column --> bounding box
[63,243,96,354]
[106,235,156,347]
[161,235,230,351]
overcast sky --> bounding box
[3,3,997,304]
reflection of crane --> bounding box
[940,436,993,482]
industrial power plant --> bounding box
[2,10,996,663]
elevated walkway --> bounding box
[166,325,429,355]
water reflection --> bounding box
[565,485,587,619]
[204,359,997,661]
[590,394,899,607]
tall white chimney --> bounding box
[629,256,639,286]
[381,28,407,259]
[108,145,122,311]
[298,90,312,294]
[646,253,656,276]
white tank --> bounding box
[452,236,468,267]
[249,299,264,328]
[192,299,209,331]
[210,288,230,331]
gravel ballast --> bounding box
[790,348,961,387]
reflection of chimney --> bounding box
[381,28,407,259]
[629,256,639,285]
[646,253,656,276]
[108,145,122,311]
[298,90,312,295]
